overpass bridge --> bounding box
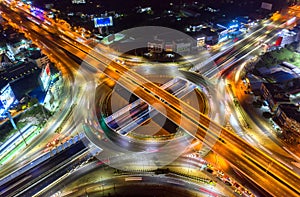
[105,78,196,136]
[1,3,300,196]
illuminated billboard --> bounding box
[40,63,51,91]
[94,17,113,28]
[0,84,16,110]
[261,2,272,10]
[0,107,5,117]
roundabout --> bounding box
[98,65,210,142]
[82,64,225,171]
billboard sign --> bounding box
[40,63,51,91]
[0,84,16,110]
[0,107,5,117]
[261,2,272,10]
[275,36,283,46]
[94,17,113,28]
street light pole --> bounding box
[85,188,88,197]
[6,111,27,146]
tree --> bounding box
[253,100,262,108]
[262,112,272,119]
[28,97,39,107]
[16,104,22,111]
[296,42,300,53]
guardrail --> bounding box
[0,133,85,188]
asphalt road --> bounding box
[1,4,300,197]
[0,141,87,197]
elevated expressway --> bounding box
[1,3,300,196]
[102,76,207,137]
[95,68,213,157]
[0,12,84,177]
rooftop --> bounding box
[279,104,300,123]
[0,62,41,90]
[263,83,292,102]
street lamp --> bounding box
[85,188,88,197]
[99,184,104,196]
[6,111,27,146]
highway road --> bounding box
[0,4,90,178]
[93,67,214,157]
[82,23,300,196]
[1,2,300,196]
[40,156,237,197]
[225,67,300,173]
[78,28,299,196]
[39,153,273,197]
[200,24,279,78]
[78,23,300,197]
[106,78,195,136]
[0,140,87,197]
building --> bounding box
[260,77,300,143]
[200,28,219,45]
[0,62,42,111]
[274,104,300,143]
[5,39,28,62]
[174,41,191,54]
[0,53,13,70]
[245,73,262,95]
[254,61,300,142]
[0,62,41,90]
[146,30,197,55]
[260,83,290,111]
[215,27,229,42]
[260,78,300,109]
[259,62,300,111]
[294,25,300,42]
[256,62,300,83]
[148,39,164,53]
[148,39,193,54]
[27,51,49,68]
[190,28,219,46]
[276,29,297,47]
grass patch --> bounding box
[256,43,300,68]
[0,104,50,143]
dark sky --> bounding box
[34,0,289,11]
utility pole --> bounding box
[7,111,27,146]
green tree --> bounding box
[28,97,38,107]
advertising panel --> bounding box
[0,107,5,117]
[94,17,113,28]
[275,36,283,46]
[261,2,272,10]
[40,63,51,91]
[0,84,16,110]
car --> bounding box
[234,189,243,195]
[224,181,232,186]
[233,182,240,188]
[115,59,124,64]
